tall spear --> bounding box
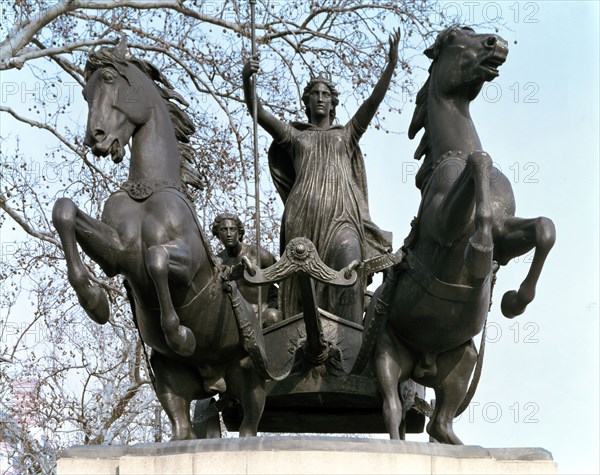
[249,0,262,320]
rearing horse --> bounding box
[371,27,555,444]
[52,43,268,438]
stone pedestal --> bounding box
[57,437,556,475]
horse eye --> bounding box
[102,69,116,82]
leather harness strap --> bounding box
[405,249,492,303]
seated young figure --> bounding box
[212,212,281,327]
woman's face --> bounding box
[308,82,332,123]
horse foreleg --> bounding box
[421,341,477,445]
[434,158,476,245]
[225,358,266,437]
[52,198,119,324]
[496,216,556,318]
[374,328,415,440]
[146,243,196,357]
[435,153,494,279]
[151,351,207,440]
[464,152,495,279]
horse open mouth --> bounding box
[109,140,124,163]
[480,51,506,77]
[91,138,124,163]
[480,55,506,77]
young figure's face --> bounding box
[218,219,239,249]
[308,82,332,124]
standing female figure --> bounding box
[242,30,400,324]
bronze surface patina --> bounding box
[368,27,555,444]
[52,41,272,439]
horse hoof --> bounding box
[170,431,194,441]
[501,290,524,319]
[427,422,463,445]
[78,286,110,324]
[167,325,196,357]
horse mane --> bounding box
[408,26,475,191]
[408,76,431,191]
[84,47,204,193]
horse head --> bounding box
[426,27,508,100]
[82,46,150,163]
[82,41,193,170]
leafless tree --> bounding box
[0,1,468,473]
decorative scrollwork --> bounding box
[243,237,358,287]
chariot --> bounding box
[192,236,429,438]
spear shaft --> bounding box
[250,0,262,320]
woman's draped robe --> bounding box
[268,119,393,323]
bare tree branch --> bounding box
[1,106,114,183]
[0,193,58,246]
[1,0,244,69]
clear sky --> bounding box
[359,1,599,472]
[1,1,598,474]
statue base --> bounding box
[57,436,556,474]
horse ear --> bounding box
[424,46,435,60]
[116,32,129,60]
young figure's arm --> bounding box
[259,249,279,309]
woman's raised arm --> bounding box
[242,58,289,142]
[352,29,400,134]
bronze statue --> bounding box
[211,212,281,327]
[52,42,273,439]
[369,27,556,444]
[50,27,555,444]
[242,30,401,325]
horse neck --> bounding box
[427,76,482,160]
[128,106,182,184]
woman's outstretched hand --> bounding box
[242,58,260,83]
[388,28,401,65]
